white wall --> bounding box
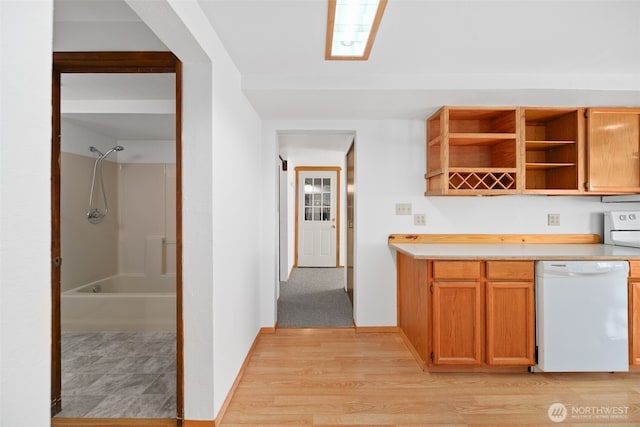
[262,119,640,327]
[210,50,263,418]
[128,0,264,419]
[0,1,53,426]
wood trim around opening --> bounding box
[52,419,177,427]
[51,51,183,423]
[294,166,342,268]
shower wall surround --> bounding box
[61,152,119,292]
[61,152,176,292]
[119,163,177,276]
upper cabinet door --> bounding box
[587,108,640,193]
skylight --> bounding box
[325,0,387,60]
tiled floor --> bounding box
[56,331,176,418]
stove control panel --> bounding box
[604,211,640,246]
[606,211,640,230]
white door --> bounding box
[297,169,338,267]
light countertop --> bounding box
[390,243,640,260]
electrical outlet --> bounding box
[395,203,412,215]
[548,213,560,226]
[414,213,426,226]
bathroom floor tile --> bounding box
[84,373,159,396]
[57,331,176,419]
[62,355,102,371]
[143,373,176,395]
[84,394,135,418]
[61,372,104,396]
[120,395,172,418]
[160,395,177,415]
[57,395,105,417]
[110,356,153,374]
[77,356,126,373]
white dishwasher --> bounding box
[535,260,629,372]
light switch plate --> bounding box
[396,203,412,215]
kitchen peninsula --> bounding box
[389,234,640,372]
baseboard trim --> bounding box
[214,330,263,424]
[397,327,428,370]
[355,326,400,333]
[184,421,215,427]
[260,326,276,334]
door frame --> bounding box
[51,51,184,423]
[346,142,355,304]
[294,166,341,268]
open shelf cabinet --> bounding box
[522,107,584,194]
[426,106,520,195]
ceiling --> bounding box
[61,73,175,141]
[54,0,640,149]
[198,0,640,120]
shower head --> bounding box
[89,146,104,157]
[101,145,125,159]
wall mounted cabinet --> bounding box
[426,107,520,195]
[586,108,640,194]
[522,107,584,194]
[426,105,640,196]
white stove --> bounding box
[604,210,640,248]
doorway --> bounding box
[51,52,183,422]
[277,132,355,327]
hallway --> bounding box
[277,268,353,327]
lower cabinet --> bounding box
[432,280,483,365]
[486,281,535,365]
[485,261,535,366]
[397,256,535,370]
[432,261,483,365]
[397,251,638,369]
[432,260,534,367]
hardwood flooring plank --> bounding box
[218,329,640,426]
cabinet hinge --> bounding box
[429,285,434,293]
[584,182,590,190]
[430,352,434,361]
[584,110,589,119]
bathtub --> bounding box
[61,274,176,332]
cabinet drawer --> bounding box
[486,261,533,280]
[433,261,481,279]
[630,261,640,278]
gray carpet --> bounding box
[278,268,353,327]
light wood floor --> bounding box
[219,328,640,426]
